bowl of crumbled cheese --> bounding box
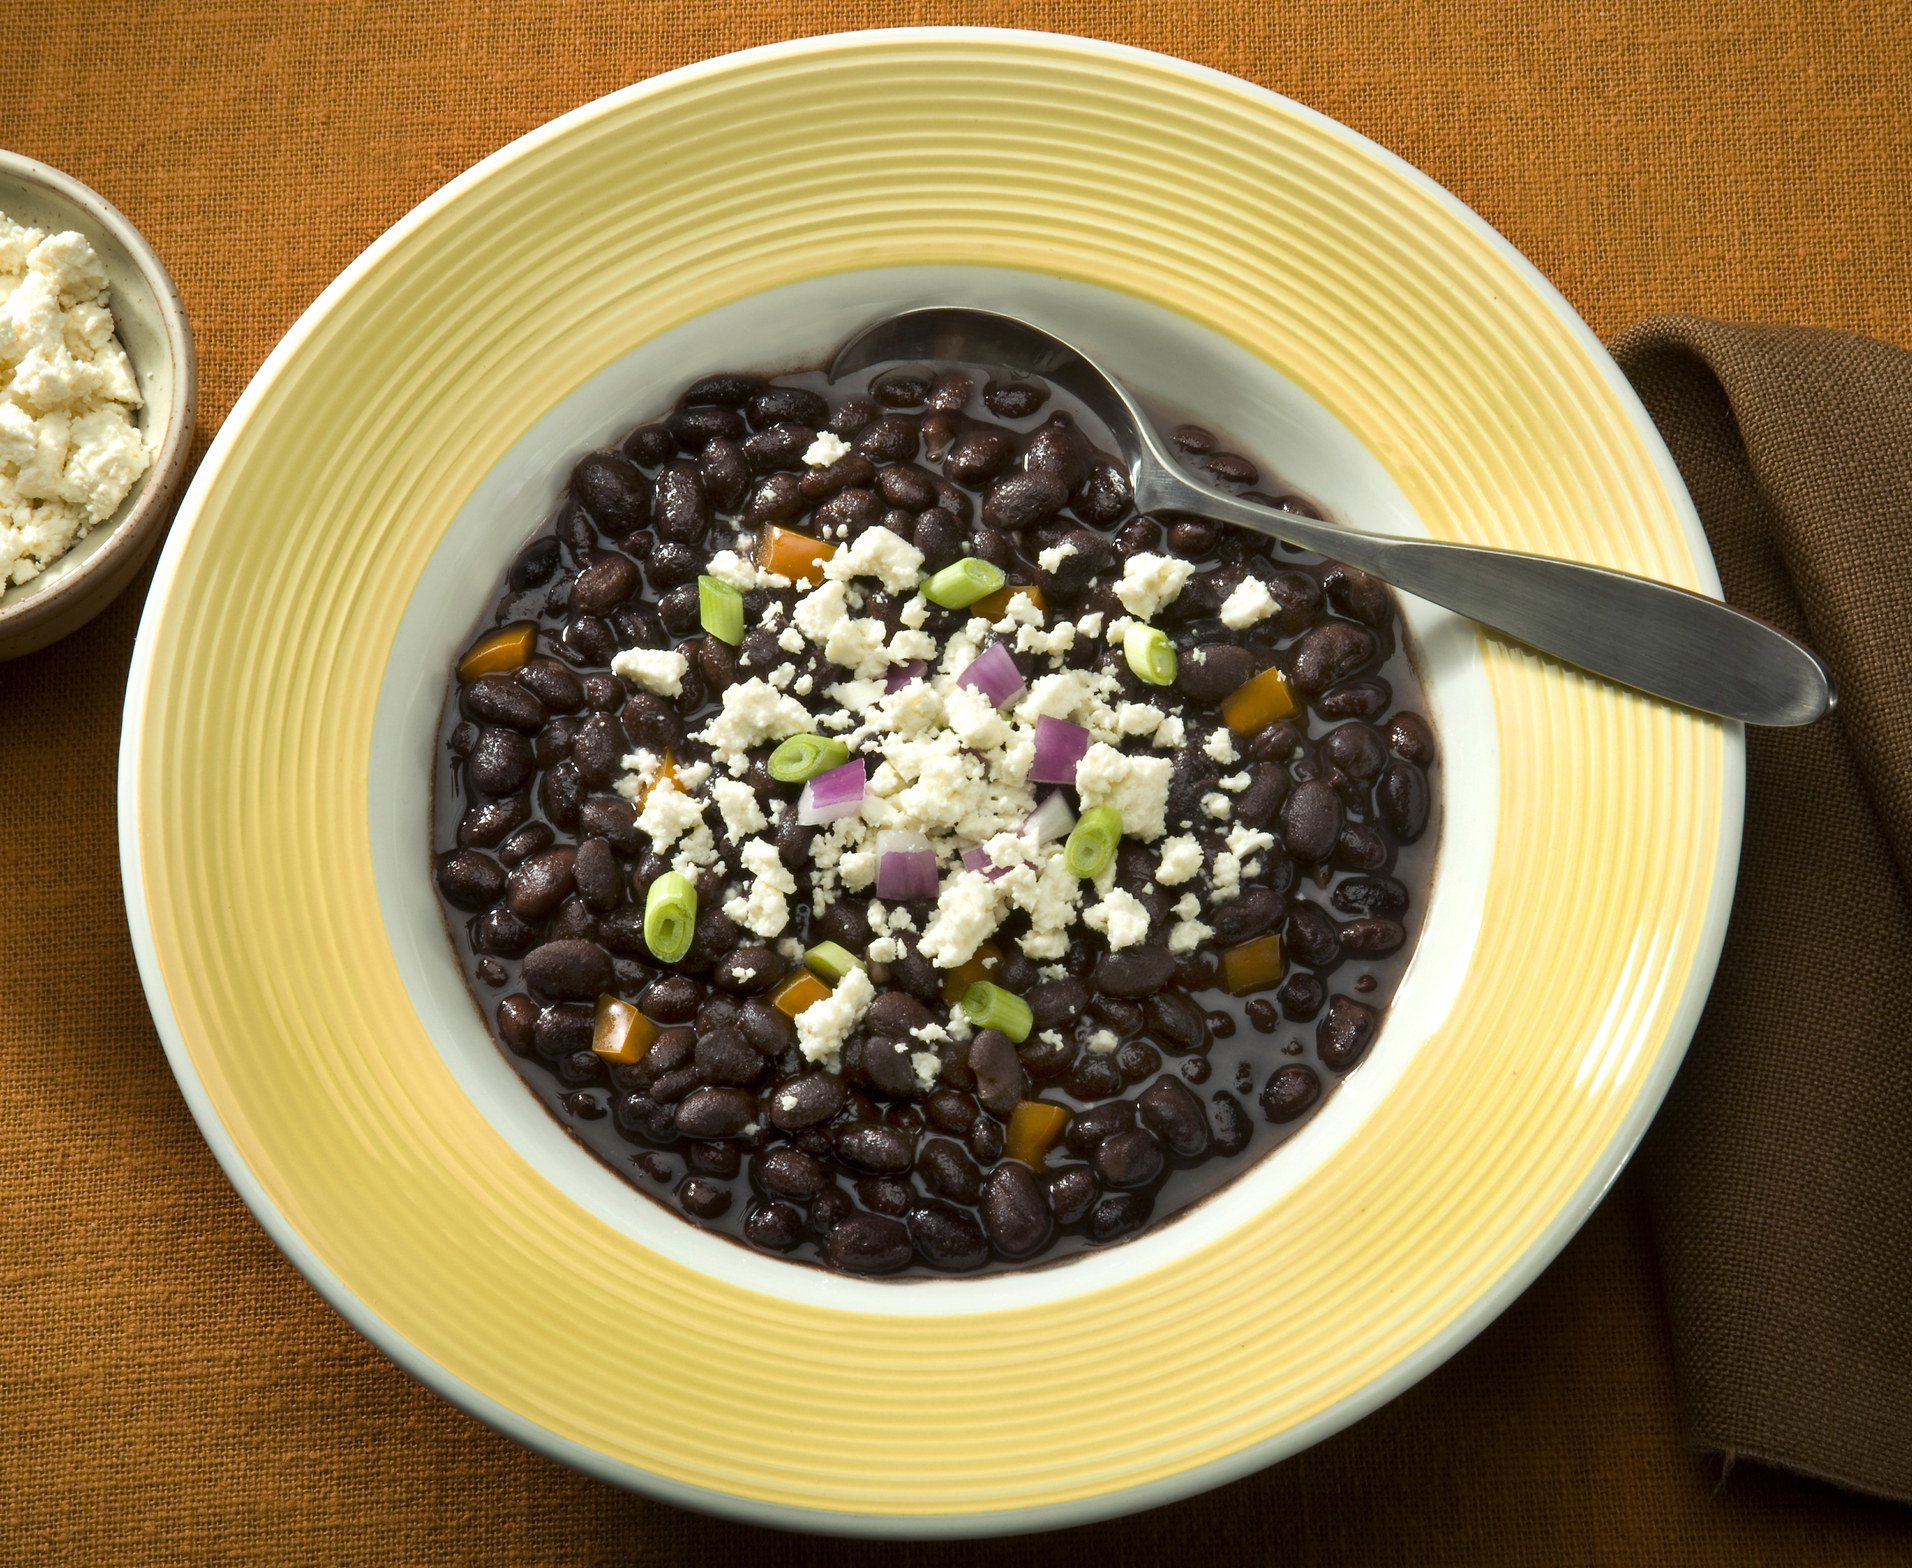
[0,149,196,661]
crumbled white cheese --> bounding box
[635,780,704,850]
[803,431,850,466]
[1220,575,1278,628]
[1201,791,1234,820]
[711,778,768,845]
[1075,743,1173,841]
[1156,834,1204,886]
[1226,821,1277,861]
[699,677,811,767]
[794,577,850,645]
[1172,891,1203,920]
[0,216,150,586]
[1074,610,1105,640]
[825,614,892,679]
[1113,553,1194,620]
[795,965,875,1066]
[702,548,763,591]
[1087,1028,1120,1055]
[610,646,689,697]
[1203,728,1239,765]
[1084,887,1151,949]
[1168,916,1214,954]
[1151,714,1187,750]
[823,524,925,592]
[777,625,806,654]
[1036,540,1079,574]
[723,836,796,939]
[910,1050,943,1093]
[1220,771,1251,793]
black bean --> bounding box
[741,472,805,528]
[1092,946,1175,999]
[1088,995,1143,1033]
[753,1146,828,1203]
[435,849,505,912]
[941,426,1013,487]
[918,1138,983,1206]
[1142,990,1208,1055]
[520,939,612,1001]
[910,509,964,571]
[462,675,546,733]
[1092,1127,1164,1189]
[1212,887,1286,949]
[872,463,935,511]
[767,1072,848,1131]
[983,379,1047,419]
[531,762,579,835]
[509,536,562,591]
[1111,1041,1159,1085]
[1208,1091,1253,1154]
[1169,424,1216,455]
[692,1028,763,1087]
[458,794,529,851]
[1316,678,1392,722]
[682,372,763,408]
[672,1085,754,1138]
[638,975,698,1024]
[670,405,744,452]
[572,451,652,532]
[982,470,1068,532]
[1280,778,1344,863]
[649,462,710,547]
[1387,711,1437,767]
[1339,918,1406,958]
[1283,900,1340,969]
[735,998,792,1054]
[1138,1076,1209,1157]
[1040,1165,1095,1226]
[1063,1100,1135,1157]
[513,657,584,715]
[1269,974,1320,1022]
[531,717,577,770]
[615,423,672,466]
[675,1177,731,1221]
[1060,1053,1119,1101]
[1289,621,1379,697]
[736,421,810,475]
[719,946,787,996]
[1204,451,1259,485]
[814,488,885,536]
[919,369,971,411]
[1260,1064,1321,1123]
[569,553,637,616]
[1087,1191,1152,1243]
[566,713,618,789]
[856,1035,911,1097]
[533,1002,595,1061]
[473,907,537,957]
[1021,415,1088,491]
[924,1089,979,1135]
[1321,721,1387,781]
[1330,822,1387,873]
[546,895,597,942]
[858,992,928,1043]
[1225,765,1286,834]
[496,994,537,1053]
[751,385,829,428]
[620,694,682,754]
[967,1029,1027,1119]
[853,414,918,463]
[857,1176,915,1215]
[1332,877,1408,918]
[871,368,931,407]
[826,1211,914,1274]
[1074,463,1133,526]
[812,900,873,953]
[1319,562,1388,626]
[908,1202,989,1272]
[465,727,535,798]
[1318,994,1378,1072]
[1376,758,1430,841]
[745,1200,804,1252]
[562,839,616,913]
[503,849,573,922]
[965,1113,1005,1164]
[559,613,618,665]
[980,1163,1050,1257]
[1023,977,1087,1031]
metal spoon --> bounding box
[830,308,1835,727]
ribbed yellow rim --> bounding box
[125,30,1727,1523]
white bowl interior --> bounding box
[0,160,179,611]
[369,264,1498,1314]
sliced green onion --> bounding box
[1123,622,1178,686]
[643,871,698,964]
[698,575,744,645]
[1064,804,1124,879]
[804,940,863,984]
[921,556,1006,609]
[960,980,1034,1043]
[767,732,853,783]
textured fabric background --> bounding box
[5,3,1912,1562]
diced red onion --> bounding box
[885,658,927,693]
[960,846,1010,882]
[876,828,939,900]
[955,641,1025,707]
[797,757,866,825]
[1023,790,1077,844]
[1028,714,1091,784]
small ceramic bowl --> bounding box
[0,149,197,662]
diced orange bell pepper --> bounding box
[770,969,832,1019]
[633,749,678,812]
[1220,664,1299,734]
[940,941,1004,1004]
[457,622,537,682]
[1004,1100,1070,1168]
[759,525,836,586]
[1220,932,1286,996]
[591,995,659,1065]
[972,583,1045,623]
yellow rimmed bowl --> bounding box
[120,29,1739,1537]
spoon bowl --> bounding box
[832,307,1834,727]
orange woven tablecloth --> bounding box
[6,4,1912,1562]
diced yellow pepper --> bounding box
[759,525,836,587]
[591,995,658,1065]
[1220,933,1286,996]
[972,582,1045,623]
[1220,664,1299,734]
[770,969,832,1019]
[457,622,536,682]
[1004,1100,1070,1168]
[940,941,1004,1005]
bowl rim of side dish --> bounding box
[119,28,1741,1537]
[0,147,197,661]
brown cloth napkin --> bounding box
[1612,317,1912,1503]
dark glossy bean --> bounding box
[672,1085,754,1138]
[1338,918,1406,958]
[1321,562,1390,626]
[572,451,652,531]
[1387,711,1437,766]
[619,693,681,753]
[859,1035,915,1097]
[465,727,535,798]
[811,487,882,538]
[967,1029,1027,1119]
[982,378,1047,419]
[1087,1191,1152,1243]
[513,656,584,714]
[682,372,763,408]
[965,1113,1005,1164]
[827,1211,914,1274]
[1020,415,1088,491]
[1112,1041,1159,1086]
[874,462,936,511]
[552,496,596,561]
[1093,946,1175,998]
[638,975,699,1025]
[533,1001,595,1061]
[1208,1090,1253,1154]
[1024,977,1089,1031]
[472,907,537,957]
[1280,778,1344,863]
[1376,758,1430,842]
[559,613,617,665]
[1260,1063,1321,1122]
[1169,424,1216,455]
[569,713,621,788]
[1212,887,1286,948]
[1063,1100,1136,1158]
[1172,642,1255,704]
[1060,1052,1120,1101]
[981,470,1068,532]
[1093,1127,1165,1188]
[638,1027,695,1083]
[1285,902,1341,969]
[821,395,878,438]
[717,946,786,996]
[853,414,918,463]
[1138,1076,1209,1157]
[564,838,618,913]
[1277,972,1327,1020]
[745,1200,804,1252]
[1333,822,1389,873]
[1333,877,1409,918]
[545,894,596,942]
[1040,1165,1095,1226]
[918,1138,983,1206]
[676,1177,731,1220]
[510,536,561,591]
[1142,989,1208,1055]
[573,552,641,616]
[1229,764,1289,833]
[531,716,577,769]
[435,849,505,912]
[911,508,965,570]
[1088,994,1143,1033]
[654,582,701,637]
[458,794,529,850]
[693,1028,764,1087]
[620,423,674,465]
[740,420,813,475]
[980,1163,1050,1258]
[669,405,744,452]
[1074,463,1133,526]
[1316,678,1392,722]
[521,939,612,1000]
[734,998,791,1054]
[871,368,931,407]
[924,1089,979,1135]
[462,675,546,733]
[753,1146,828,1203]
[1318,994,1379,1072]
[650,462,710,547]
[908,1202,989,1271]
[741,472,805,528]
[687,1139,742,1177]
[861,990,931,1041]
[1290,621,1379,696]
[751,385,829,428]
[1322,721,1388,781]
[504,849,574,922]
[496,994,537,1054]
[535,759,582,833]
[1204,451,1258,485]
[1116,515,1163,554]
[767,1072,848,1131]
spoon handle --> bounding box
[1176,488,1835,726]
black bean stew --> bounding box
[432,361,1439,1276]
